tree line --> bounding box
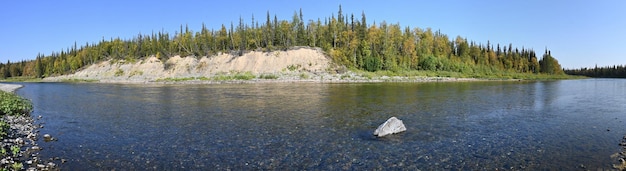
[0,6,564,79]
[565,65,626,78]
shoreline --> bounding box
[0,84,23,93]
[94,77,492,84]
[42,71,524,85]
[0,83,58,170]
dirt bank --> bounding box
[45,47,335,83]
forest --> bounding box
[565,65,626,78]
[0,6,564,79]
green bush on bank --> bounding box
[0,91,32,140]
[0,91,32,116]
[212,71,255,81]
[351,66,581,80]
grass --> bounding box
[156,72,257,82]
[212,71,256,81]
[128,70,144,77]
[0,77,42,82]
[114,69,125,77]
[299,73,310,79]
[259,74,279,79]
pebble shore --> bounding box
[0,84,22,93]
[46,70,491,84]
[0,83,58,170]
[613,136,626,170]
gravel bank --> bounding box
[0,84,58,170]
[46,70,490,84]
[0,84,23,93]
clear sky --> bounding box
[1,0,624,69]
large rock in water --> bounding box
[373,117,407,137]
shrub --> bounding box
[128,70,143,77]
[299,73,309,79]
[114,69,125,77]
[340,74,351,80]
[0,121,9,138]
[212,71,256,81]
[259,74,279,79]
[286,64,301,71]
[0,91,33,116]
[233,72,255,80]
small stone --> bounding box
[46,162,56,168]
[36,164,45,168]
[43,134,52,142]
[31,146,41,151]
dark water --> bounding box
[14,79,626,170]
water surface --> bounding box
[16,79,626,170]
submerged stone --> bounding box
[373,117,406,137]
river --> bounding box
[13,79,626,170]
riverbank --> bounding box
[0,84,22,93]
[41,69,543,84]
[34,47,578,84]
[0,83,57,170]
[613,136,626,170]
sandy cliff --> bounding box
[45,47,334,82]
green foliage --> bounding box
[565,64,626,78]
[286,64,301,71]
[233,72,255,80]
[351,66,578,80]
[212,71,256,81]
[0,91,33,116]
[259,74,279,79]
[0,76,41,82]
[299,73,309,79]
[419,56,442,71]
[538,51,563,75]
[0,6,566,78]
[0,121,9,138]
[10,146,19,157]
[128,70,143,77]
[10,161,22,171]
[340,74,351,79]
[114,69,124,77]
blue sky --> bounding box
[1,0,624,69]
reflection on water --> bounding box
[15,79,626,170]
